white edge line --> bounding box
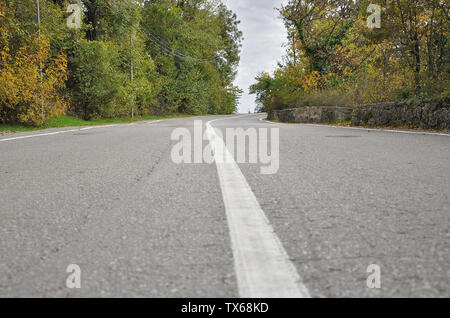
[260,117,450,136]
[0,120,164,143]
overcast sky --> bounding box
[223,0,287,114]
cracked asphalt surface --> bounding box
[0,115,449,297]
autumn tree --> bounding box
[1,0,243,125]
[0,1,68,126]
[251,0,449,111]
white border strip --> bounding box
[0,128,80,142]
[0,120,163,143]
[260,117,450,136]
[206,117,310,298]
[303,123,450,136]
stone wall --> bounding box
[267,106,353,123]
[351,100,449,130]
[268,99,450,130]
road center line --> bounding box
[206,117,310,298]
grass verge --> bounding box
[0,114,190,134]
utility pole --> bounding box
[36,0,44,115]
[130,33,134,119]
[36,0,42,78]
[130,34,134,86]
[36,0,41,38]
[292,31,296,66]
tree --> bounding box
[1,0,243,125]
[0,35,68,125]
[251,0,449,111]
[0,1,68,126]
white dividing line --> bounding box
[0,120,163,143]
[302,123,450,136]
[206,117,310,298]
[259,117,450,136]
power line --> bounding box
[104,0,215,64]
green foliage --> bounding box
[0,113,189,133]
[69,40,124,119]
[0,0,242,126]
[141,0,242,115]
[249,73,276,112]
[251,0,449,112]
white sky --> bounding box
[223,0,288,113]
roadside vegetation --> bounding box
[0,114,190,133]
[0,0,242,128]
[250,0,449,112]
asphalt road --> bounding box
[0,115,449,297]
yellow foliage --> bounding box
[282,65,321,92]
[0,35,68,126]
